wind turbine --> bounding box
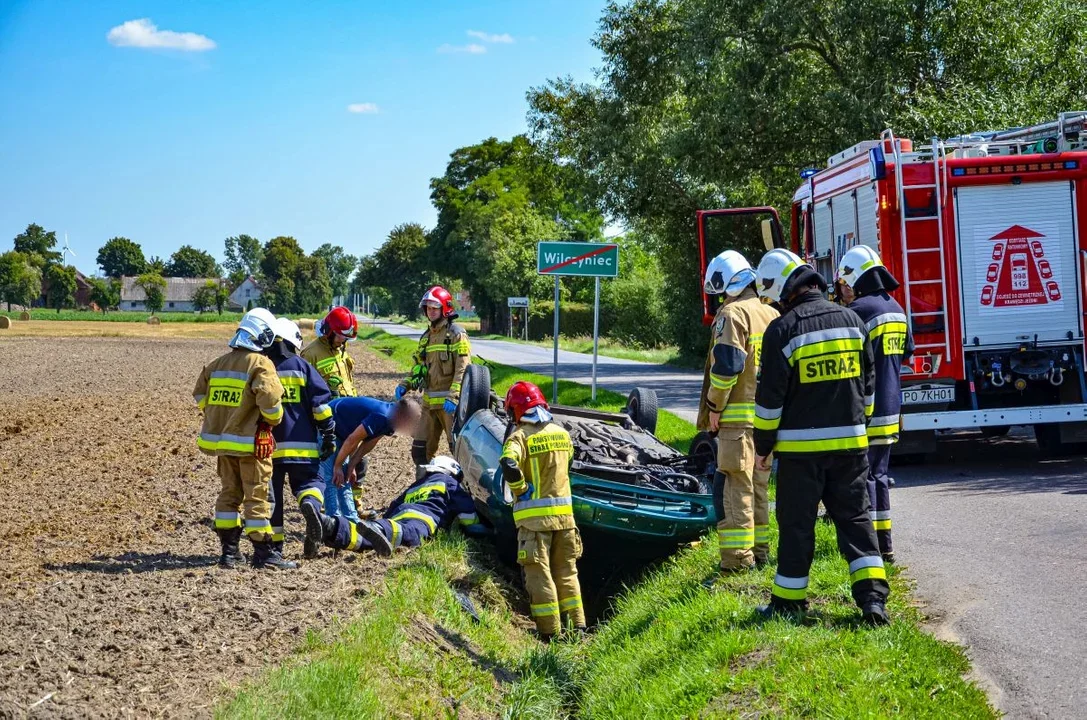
[62,233,76,265]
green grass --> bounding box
[476,333,691,367]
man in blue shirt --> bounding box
[320,395,422,523]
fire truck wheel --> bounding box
[980,425,1010,438]
[1034,423,1066,457]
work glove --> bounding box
[444,398,457,415]
[394,384,406,401]
[517,481,535,503]
[254,421,276,460]
[319,432,336,461]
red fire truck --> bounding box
[698,112,1087,453]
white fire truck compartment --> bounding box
[953,180,1083,348]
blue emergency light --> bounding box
[799,167,819,179]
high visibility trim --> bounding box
[778,424,867,441]
[424,390,451,399]
[210,370,250,382]
[865,312,908,333]
[531,602,560,618]
[867,423,900,438]
[449,382,462,393]
[720,403,755,422]
[261,403,284,422]
[198,432,256,453]
[772,574,808,600]
[849,556,884,572]
[404,482,446,504]
[718,528,755,549]
[560,596,583,611]
[513,496,573,523]
[754,524,770,544]
[315,357,339,371]
[873,519,892,531]
[423,396,447,406]
[851,565,888,582]
[277,370,307,380]
[272,526,285,542]
[389,519,402,548]
[272,441,320,459]
[754,404,783,431]
[500,443,522,462]
[389,510,437,533]
[194,394,206,409]
[530,458,541,493]
[871,510,891,521]
[297,487,324,505]
[279,376,306,389]
[313,404,333,421]
[784,327,865,365]
[775,435,868,453]
[456,512,480,526]
[450,339,471,355]
[348,522,362,551]
[710,373,739,390]
[244,519,273,536]
[214,511,241,529]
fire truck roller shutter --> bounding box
[855,183,880,251]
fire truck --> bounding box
[698,112,1087,453]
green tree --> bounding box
[313,243,358,300]
[88,277,121,314]
[136,273,167,315]
[44,264,77,312]
[259,236,305,312]
[224,234,263,285]
[214,281,230,315]
[96,237,147,278]
[13,223,62,266]
[0,251,43,310]
[147,256,167,274]
[191,280,217,313]
[165,245,220,278]
[367,224,437,317]
[295,254,333,313]
[529,0,1087,356]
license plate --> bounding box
[901,386,955,405]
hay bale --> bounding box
[297,318,316,330]
[18,311,30,321]
[147,316,161,325]
[0,316,10,329]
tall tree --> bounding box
[147,256,167,274]
[295,255,333,313]
[13,223,62,266]
[368,223,437,317]
[44,264,77,312]
[191,281,217,313]
[165,245,220,278]
[96,237,146,277]
[0,251,42,311]
[259,236,305,313]
[136,273,167,315]
[312,243,358,300]
[223,234,263,285]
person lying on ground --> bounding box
[320,455,489,556]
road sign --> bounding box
[537,242,619,277]
[507,296,529,308]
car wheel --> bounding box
[453,364,492,435]
[689,431,717,471]
[625,387,659,434]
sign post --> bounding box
[507,297,529,340]
[536,241,620,403]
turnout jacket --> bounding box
[849,292,914,445]
[300,336,357,398]
[267,351,336,463]
[698,287,780,429]
[193,349,284,456]
[382,471,483,536]
[501,421,576,531]
[402,319,471,408]
[754,290,876,458]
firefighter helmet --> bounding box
[755,249,811,304]
[418,455,463,480]
[230,308,277,351]
[505,381,548,423]
[322,306,357,340]
[274,317,304,351]
[837,245,884,289]
[419,286,456,318]
[704,250,757,297]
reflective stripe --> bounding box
[261,403,283,422]
[531,602,559,617]
[777,424,866,441]
[313,404,333,421]
[849,556,884,572]
[450,339,471,355]
[390,519,402,548]
[869,415,898,428]
[776,424,867,453]
[349,522,363,551]
[720,403,755,423]
[772,574,808,601]
[870,510,891,521]
[754,524,770,544]
[272,441,319,459]
[718,528,755,549]
[449,382,462,393]
[210,370,249,382]
[272,526,284,542]
[198,432,255,453]
[754,404,783,431]
[873,519,892,531]
[424,390,451,399]
[513,496,573,523]
[456,512,480,526]
[194,394,206,408]
[214,511,241,529]
[710,373,738,390]
[390,510,437,533]
[500,443,521,462]
[866,312,908,334]
[560,596,583,611]
[784,327,865,365]
[297,487,324,505]
[277,370,307,379]
[244,519,273,536]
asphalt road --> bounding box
[367,317,1086,718]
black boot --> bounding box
[756,599,808,620]
[319,513,339,545]
[861,600,890,626]
[358,519,394,558]
[300,502,325,559]
[251,540,298,570]
[216,528,244,569]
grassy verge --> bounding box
[220,326,995,719]
[475,333,691,367]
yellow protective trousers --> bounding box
[716,427,771,570]
[517,527,585,635]
[214,455,274,542]
[415,407,454,462]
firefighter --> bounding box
[320,456,488,556]
[837,246,914,563]
[301,306,358,398]
[500,381,584,641]
[193,308,291,569]
[698,250,780,573]
[395,286,471,463]
[752,249,890,625]
[265,318,338,560]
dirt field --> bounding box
[0,327,416,717]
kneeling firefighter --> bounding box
[698,249,779,573]
[320,456,487,555]
[836,246,913,563]
[500,382,585,640]
[752,249,890,625]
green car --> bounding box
[451,365,719,560]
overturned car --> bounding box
[451,365,720,559]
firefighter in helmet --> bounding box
[301,306,358,399]
[500,381,584,641]
[837,246,914,563]
[698,250,779,573]
[752,249,890,625]
[395,286,472,464]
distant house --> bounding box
[229,275,262,310]
[38,269,93,308]
[455,288,475,314]
[120,276,221,312]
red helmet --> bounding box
[419,286,456,318]
[323,306,357,339]
[505,381,548,423]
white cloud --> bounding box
[437,43,487,55]
[347,103,379,114]
[467,30,514,44]
[107,18,216,51]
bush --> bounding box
[527,301,595,340]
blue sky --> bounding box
[0,1,604,275]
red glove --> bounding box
[255,421,276,460]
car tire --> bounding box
[453,364,492,435]
[689,431,717,472]
[625,387,659,434]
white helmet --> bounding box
[229,307,276,351]
[755,249,809,304]
[837,245,883,289]
[704,250,757,297]
[274,317,304,351]
[418,455,463,480]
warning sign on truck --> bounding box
[977,223,1063,311]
